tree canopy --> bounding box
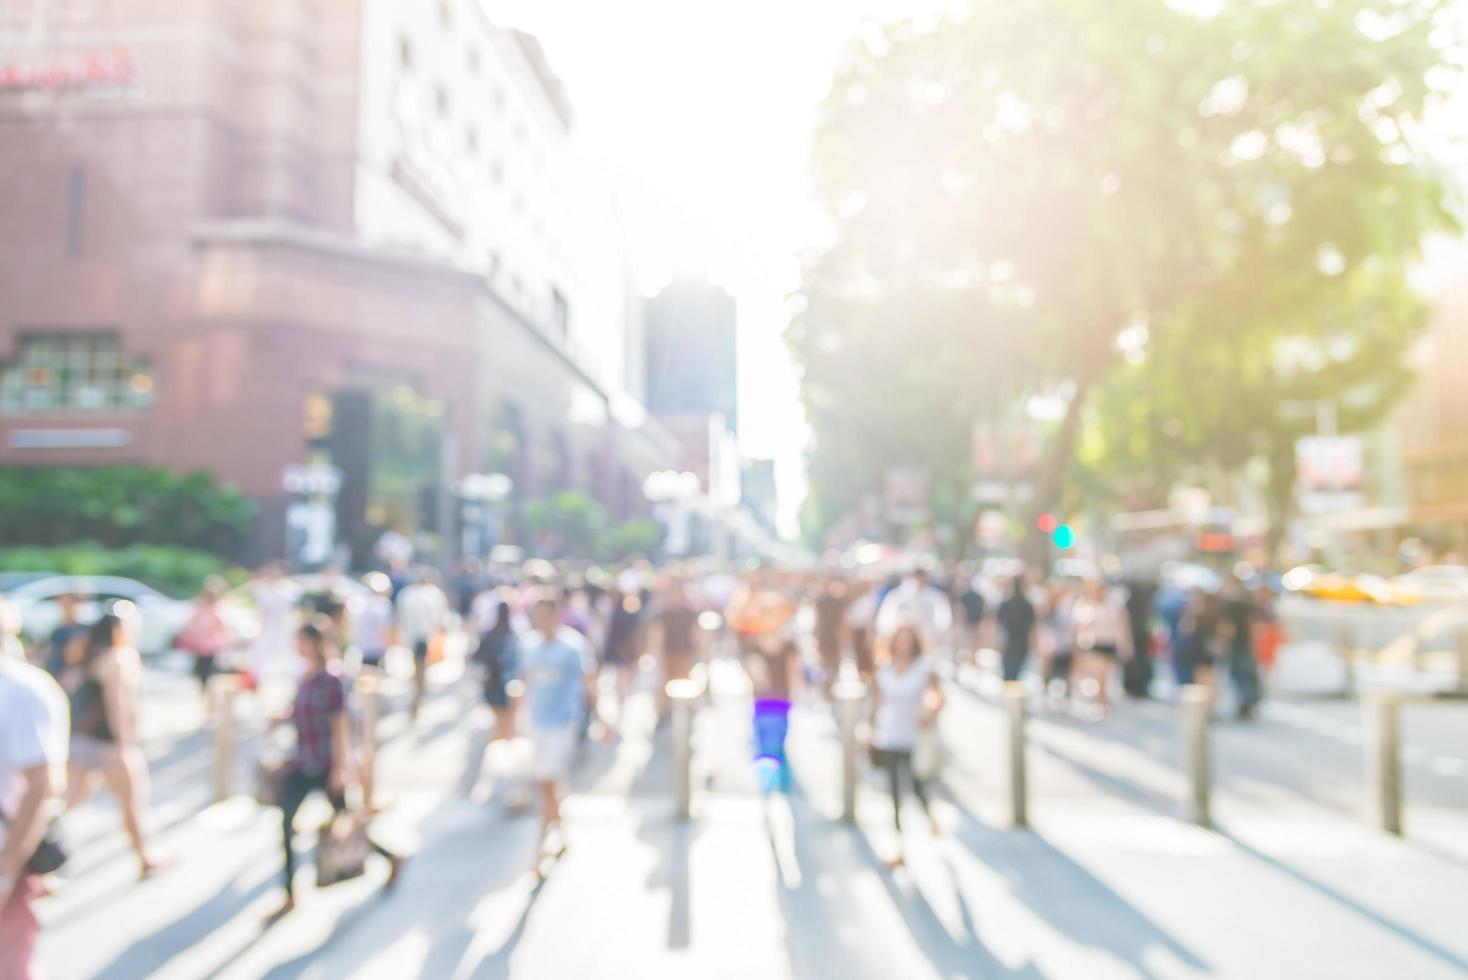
[791,0,1461,552]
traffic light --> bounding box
[1052,523,1076,549]
[1036,512,1059,534]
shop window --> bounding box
[0,332,153,414]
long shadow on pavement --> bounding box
[1032,734,1468,976]
[90,863,277,980]
[949,810,1207,980]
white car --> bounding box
[1393,566,1468,605]
[7,575,259,657]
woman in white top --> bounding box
[1068,579,1132,717]
[867,624,944,867]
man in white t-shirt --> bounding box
[875,569,954,654]
[397,569,451,719]
[0,597,69,979]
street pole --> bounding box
[1004,681,1028,828]
[1365,691,1403,836]
[1180,684,1212,828]
[835,680,866,823]
[210,673,239,803]
[668,678,700,821]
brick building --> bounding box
[0,0,675,565]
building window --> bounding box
[399,36,413,69]
[551,288,569,341]
[0,332,154,414]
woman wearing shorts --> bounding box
[63,613,161,878]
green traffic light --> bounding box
[1052,524,1075,549]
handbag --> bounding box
[0,811,68,875]
[317,811,370,887]
[911,727,947,781]
[255,756,291,808]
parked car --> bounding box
[7,575,259,657]
[0,571,56,593]
[1391,565,1468,605]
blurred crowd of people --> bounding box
[0,551,1287,976]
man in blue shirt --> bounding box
[519,591,594,871]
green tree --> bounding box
[522,491,608,559]
[795,0,1459,554]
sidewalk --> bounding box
[37,655,1468,979]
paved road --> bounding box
[35,648,1468,979]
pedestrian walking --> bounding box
[730,589,799,797]
[1123,578,1158,699]
[868,624,944,868]
[472,597,521,744]
[267,620,401,923]
[1069,579,1131,717]
[396,569,451,720]
[519,592,596,876]
[875,568,953,659]
[956,571,986,665]
[845,579,879,682]
[249,563,301,688]
[355,573,395,672]
[647,578,702,722]
[175,577,233,713]
[1180,588,1221,707]
[996,575,1037,684]
[1222,577,1262,719]
[812,575,850,696]
[0,597,68,980]
[62,613,161,878]
[40,592,88,679]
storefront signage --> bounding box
[8,428,130,448]
[0,50,134,91]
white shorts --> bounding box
[531,725,578,782]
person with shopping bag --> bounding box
[265,619,402,924]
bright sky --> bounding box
[490,0,948,538]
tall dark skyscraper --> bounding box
[644,274,738,433]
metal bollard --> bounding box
[1335,626,1356,698]
[1365,692,1403,835]
[1455,629,1468,696]
[834,680,866,823]
[1003,681,1028,828]
[1180,684,1212,827]
[668,679,701,821]
[210,673,240,803]
[358,672,381,808]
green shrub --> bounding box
[0,466,255,555]
[0,543,245,596]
